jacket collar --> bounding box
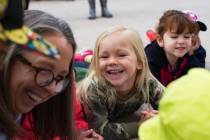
[146,40,168,68]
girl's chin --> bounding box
[175,52,188,58]
[107,80,122,87]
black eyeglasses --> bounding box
[16,55,69,93]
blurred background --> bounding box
[30,0,210,69]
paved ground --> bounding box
[30,0,210,69]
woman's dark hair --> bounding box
[22,10,77,139]
[0,46,23,137]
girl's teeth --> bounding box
[28,92,42,102]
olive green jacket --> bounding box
[81,76,164,140]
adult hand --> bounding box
[78,129,104,140]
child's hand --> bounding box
[91,130,104,140]
[139,110,158,126]
[141,110,158,120]
[134,103,158,125]
[189,34,201,56]
[78,129,104,140]
[134,103,153,117]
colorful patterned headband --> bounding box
[0,24,60,58]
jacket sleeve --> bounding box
[148,74,165,110]
[144,41,161,81]
[148,61,161,81]
[82,87,138,140]
[74,82,89,131]
[188,46,206,68]
[74,92,89,130]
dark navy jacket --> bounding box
[145,40,206,86]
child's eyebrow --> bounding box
[99,50,108,54]
[169,31,177,34]
[170,30,191,34]
[184,31,191,34]
[99,52,109,57]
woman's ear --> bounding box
[156,35,164,48]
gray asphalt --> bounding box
[30,0,210,69]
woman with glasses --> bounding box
[0,0,75,139]
[21,10,103,140]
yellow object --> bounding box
[5,28,28,45]
[139,68,210,140]
[0,0,8,19]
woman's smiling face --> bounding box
[10,32,73,114]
